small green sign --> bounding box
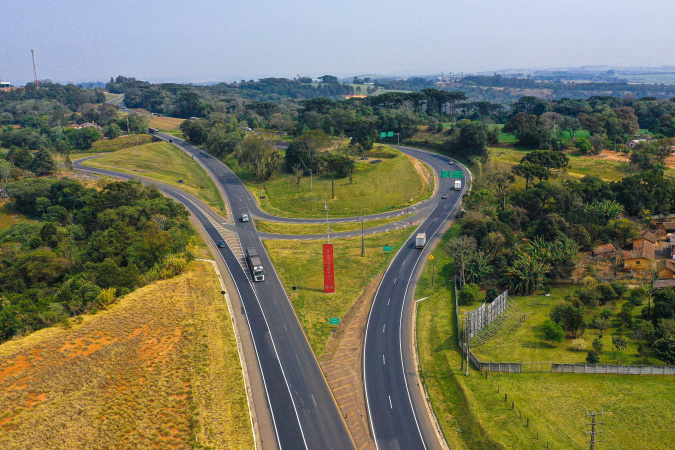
[440,171,451,178]
[329,318,340,325]
[453,171,463,178]
[383,245,393,252]
[380,132,387,138]
[387,131,394,137]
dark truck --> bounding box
[246,247,265,282]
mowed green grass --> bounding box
[83,141,224,211]
[416,225,675,449]
[263,226,414,356]
[465,286,661,365]
[255,214,412,235]
[225,145,430,218]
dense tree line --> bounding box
[0,179,194,342]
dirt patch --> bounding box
[586,149,630,162]
[406,154,432,190]
[319,272,384,450]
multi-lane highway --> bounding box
[76,135,468,450]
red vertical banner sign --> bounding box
[323,243,335,294]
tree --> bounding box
[653,337,675,364]
[589,134,606,155]
[206,124,241,157]
[612,336,627,351]
[239,135,280,181]
[542,319,566,342]
[575,137,591,154]
[444,235,477,286]
[592,337,604,353]
[521,150,569,170]
[126,113,150,134]
[12,148,33,170]
[458,283,483,306]
[561,116,580,139]
[489,171,515,210]
[550,302,586,337]
[586,350,600,364]
[465,251,493,284]
[292,164,303,192]
[30,148,57,176]
[512,163,550,189]
[504,252,550,295]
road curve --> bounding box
[364,145,469,450]
[73,158,354,450]
[152,135,468,449]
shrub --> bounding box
[653,337,675,364]
[610,282,628,298]
[612,336,627,351]
[550,302,586,337]
[96,287,117,307]
[542,319,566,343]
[576,288,599,307]
[458,283,483,306]
[627,287,646,307]
[582,276,598,289]
[596,284,618,304]
[586,350,600,364]
[570,338,588,351]
[592,337,604,353]
[485,287,500,303]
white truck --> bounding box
[415,233,427,249]
[454,180,462,191]
[246,247,265,281]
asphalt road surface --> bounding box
[74,158,353,450]
[364,145,468,450]
[78,134,468,449]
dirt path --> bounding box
[318,273,384,450]
[407,154,433,189]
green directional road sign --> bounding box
[380,132,387,138]
[440,170,451,178]
[383,245,393,252]
[329,318,340,325]
[387,131,394,137]
[453,171,463,178]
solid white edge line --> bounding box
[195,258,258,450]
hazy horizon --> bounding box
[2,0,674,85]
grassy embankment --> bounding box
[225,144,431,218]
[264,227,414,355]
[90,134,154,153]
[255,214,412,235]
[415,225,675,449]
[0,256,253,449]
[149,116,185,138]
[0,201,33,230]
[82,141,224,211]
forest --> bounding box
[0,178,194,342]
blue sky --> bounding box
[1,0,674,85]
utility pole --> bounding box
[324,181,327,211]
[361,219,365,257]
[431,259,435,286]
[31,49,39,88]
[586,411,603,450]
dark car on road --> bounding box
[218,240,226,248]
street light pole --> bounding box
[361,219,365,257]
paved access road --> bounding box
[73,157,353,450]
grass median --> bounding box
[82,141,224,211]
[263,226,414,356]
[255,214,412,235]
[225,144,431,218]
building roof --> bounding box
[636,231,660,244]
[654,279,675,289]
[624,245,655,260]
[662,222,675,231]
[593,243,615,255]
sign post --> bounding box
[329,318,340,325]
[383,245,393,252]
[323,243,335,294]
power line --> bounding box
[585,410,604,450]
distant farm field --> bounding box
[0,260,253,449]
[149,116,184,131]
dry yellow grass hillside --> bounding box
[0,260,253,450]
